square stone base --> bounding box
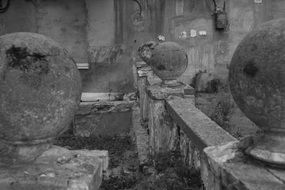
[0,146,106,190]
[202,141,285,190]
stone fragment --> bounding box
[202,141,285,190]
[0,146,105,190]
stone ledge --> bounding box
[166,96,236,151]
[74,101,133,137]
[78,101,134,114]
[147,84,186,100]
[137,66,152,77]
[145,70,161,85]
[202,141,285,190]
[0,146,105,190]
[135,61,148,68]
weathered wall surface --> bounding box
[160,0,279,83]
[119,0,285,84]
[36,0,88,63]
[0,0,284,93]
[0,0,134,93]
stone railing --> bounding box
[133,61,285,190]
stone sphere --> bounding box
[139,41,188,81]
[0,32,81,145]
[229,19,285,131]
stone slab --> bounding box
[0,146,105,190]
[74,101,133,137]
[135,61,148,69]
[166,96,236,151]
[147,84,186,100]
[148,96,178,154]
[81,92,125,102]
[137,66,152,77]
[203,141,285,190]
[183,85,195,96]
[145,70,162,86]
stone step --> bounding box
[0,146,109,190]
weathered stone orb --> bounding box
[0,33,81,151]
[229,19,285,165]
[139,41,188,83]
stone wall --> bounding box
[0,0,133,93]
[134,61,285,190]
[74,101,133,137]
[2,0,285,93]
[134,61,236,187]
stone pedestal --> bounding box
[201,140,285,190]
[146,83,194,155]
[0,146,107,190]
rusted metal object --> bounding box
[229,19,285,167]
[138,41,188,87]
[0,32,81,162]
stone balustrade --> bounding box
[134,61,285,190]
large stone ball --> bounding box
[0,32,81,145]
[139,41,188,81]
[229,19,285,131]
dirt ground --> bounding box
[54,134,201,190]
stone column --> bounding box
[147,83,194,155]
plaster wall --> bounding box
[160,0,281,84]
[119,0,285,84]
[0,0,133,93]
[0,0,285,93]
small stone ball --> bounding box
[229,19,285,130]
[139,41,188,81]
[0,32,81,144]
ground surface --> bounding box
[54,133,201,190]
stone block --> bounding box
[0,146,105,190]
[135,61,148,69]
[74,101,133,137]
[166,96,236,151]
[148,97,177,155]
[147,83,185,100]
[137,66,152,77]
[183,85,195,96]
[202,141,285,190]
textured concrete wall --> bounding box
[160,0,283,83]
[1,0,285,93]
[0,0,133,93]
[36,0,88,63]
[121,0,285,84]
[0,0,88,62]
